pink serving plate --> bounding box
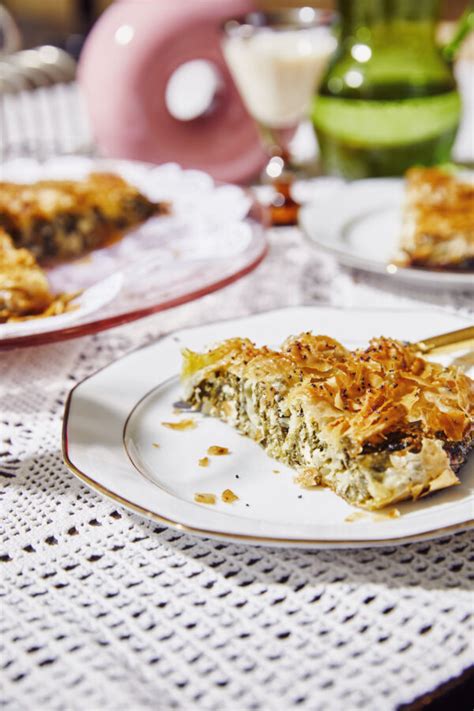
[0,157,268,350]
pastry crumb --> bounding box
[194,493,216,505]
[221,489,239,503]
[345,508,400,523]
[272,469,280,474]
[162,419,197,431]
[152,442,160,448]
[375,507,400,520]
[345,511,367,523]
[207,445,230,456]
[198,456,210,467]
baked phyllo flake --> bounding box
[181,333,473,510]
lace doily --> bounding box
[1,227,473,711]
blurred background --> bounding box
[1,0,472,181]
[2,0,471,59]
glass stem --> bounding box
[255,123,298,183]
[253,123,300,226]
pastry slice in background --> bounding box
[395,167,474,270]
[0,229,76,322]
[0,172,168,262]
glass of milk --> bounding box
[222,8,335,223]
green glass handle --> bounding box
[442,8,474,62]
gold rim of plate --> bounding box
[62,386,473,549]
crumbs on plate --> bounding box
[194,493,216,505]
[161,419,197,431]
[345,508,400,523]
[198,456,210,467]
[221,489,239,503]
[207,445,230,456]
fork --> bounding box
[417,326,474,355]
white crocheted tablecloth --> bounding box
[1,74,474,709]
[1,223,473,711]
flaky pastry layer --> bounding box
[181,333,473,510]
[395,168,474,270]
[0,229,77,322]
[0,172,167,262]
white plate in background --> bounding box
[299,179,474,291]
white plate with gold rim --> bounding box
[299,179,474,291]
[63,306,474,548]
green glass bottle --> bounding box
[312,0,461,178]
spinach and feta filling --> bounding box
[181,333,473,510]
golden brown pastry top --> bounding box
[0,173,157,221]
[405,167,474,206]
[404,167,474,244]
[286,333,472,448]
[183,333,474,452]
[0,228,53,319]
[0,228,78,322]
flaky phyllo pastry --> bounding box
[0,229,76,322]
[395,167,474,270]
[0,172,167,262]
[0,172,167,322]
[181,333,473,510]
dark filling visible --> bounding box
[409,257,474,272]
[361,423,423,455]
[1,194,162,261]
[441,430,474,473]
[191,375,473,490]
[363,423,473,474]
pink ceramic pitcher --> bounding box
[79,0,266,183]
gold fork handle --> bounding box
[416,325,474,355]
